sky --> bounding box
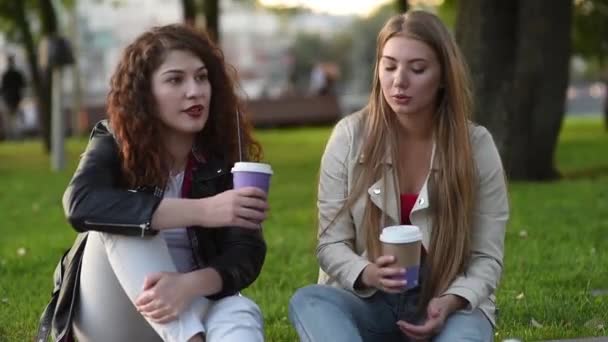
[258,0,395,16]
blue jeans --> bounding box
[289,285,493,342]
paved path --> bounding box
[541,338,608,342]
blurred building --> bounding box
[68,0,353,105]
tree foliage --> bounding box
[573,0,608,66]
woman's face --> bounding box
[151,49,212,138]
[379,36,441,118]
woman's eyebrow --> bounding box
[380,56,428,64]
[161,66,207,75]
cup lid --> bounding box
[380,225,422,243]
[231,162,273,175]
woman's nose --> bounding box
[394,70,408,88]
[185,79,203,98]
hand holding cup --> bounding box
[227,161,273,229]
[204,187,268,229]
[361,255,408,293]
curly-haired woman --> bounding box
[37,24,268,342]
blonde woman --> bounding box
[289,11,508,342]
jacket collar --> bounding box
[191,155,231,181]
[357,139,440,170]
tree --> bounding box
[38,0,59,152]
[573,0,608,130]
[179,0,220,42]
[182,0,197,26]
[203,0,219,43]
[395,0,409,13]
[0,0,60,151]
[455,0,572,180]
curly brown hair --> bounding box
[107,24,262,188]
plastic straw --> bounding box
[236,110,243,161]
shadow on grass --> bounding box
[561,165,608,180]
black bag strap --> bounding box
[35,247,68,342]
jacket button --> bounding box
[373,188,381,195]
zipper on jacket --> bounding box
[84,220,151,237]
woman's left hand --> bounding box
[135,272,195,324]
[397,295,466,341]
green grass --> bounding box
[1,117,607,341]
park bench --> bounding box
[78,94,342,131]
[243,94,342,127]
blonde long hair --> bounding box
[346,11,476,308]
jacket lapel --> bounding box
[364,142,437,247]
[367,164,400,225]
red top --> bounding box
[400,193,419,225]
[401,193,427,256]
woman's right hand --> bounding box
[361,255,407,293]
[199,186,268,229]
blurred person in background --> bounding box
[0,54,26,139]
[289,11,508,342]
[37,24,269,342]
[309,62,339,96]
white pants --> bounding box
[73,231,264,342]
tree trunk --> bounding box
[182,0,197,26]
[38,0,59,153]
[602,60,608,131]
[203,0,219,43]
[509,0,572,180]
[455,0,517,154]
[604,82,608,131]
[395,0,409,13]
[456,0,572,180]
[12,1,46,146]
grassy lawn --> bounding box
[0,116,607,341]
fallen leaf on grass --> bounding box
[516,292,524,300]
[519,230,528,238]
[584,318,602,327]
[584,318,604,330]
[530,318,543,328]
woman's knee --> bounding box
[209,295,263,325]
[289,285,343,318]
[290,285,322,313]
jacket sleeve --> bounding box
[315,118,373,297]
[442,126,509,310]
[62,121,162,236]
[205,227,267,299]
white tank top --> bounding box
[161,171,197,273]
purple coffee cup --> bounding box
[231,162,273,194]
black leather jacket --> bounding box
[37,121,267,342]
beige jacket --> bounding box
[316,109,509,326]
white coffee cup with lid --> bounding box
[380,225,422,290]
